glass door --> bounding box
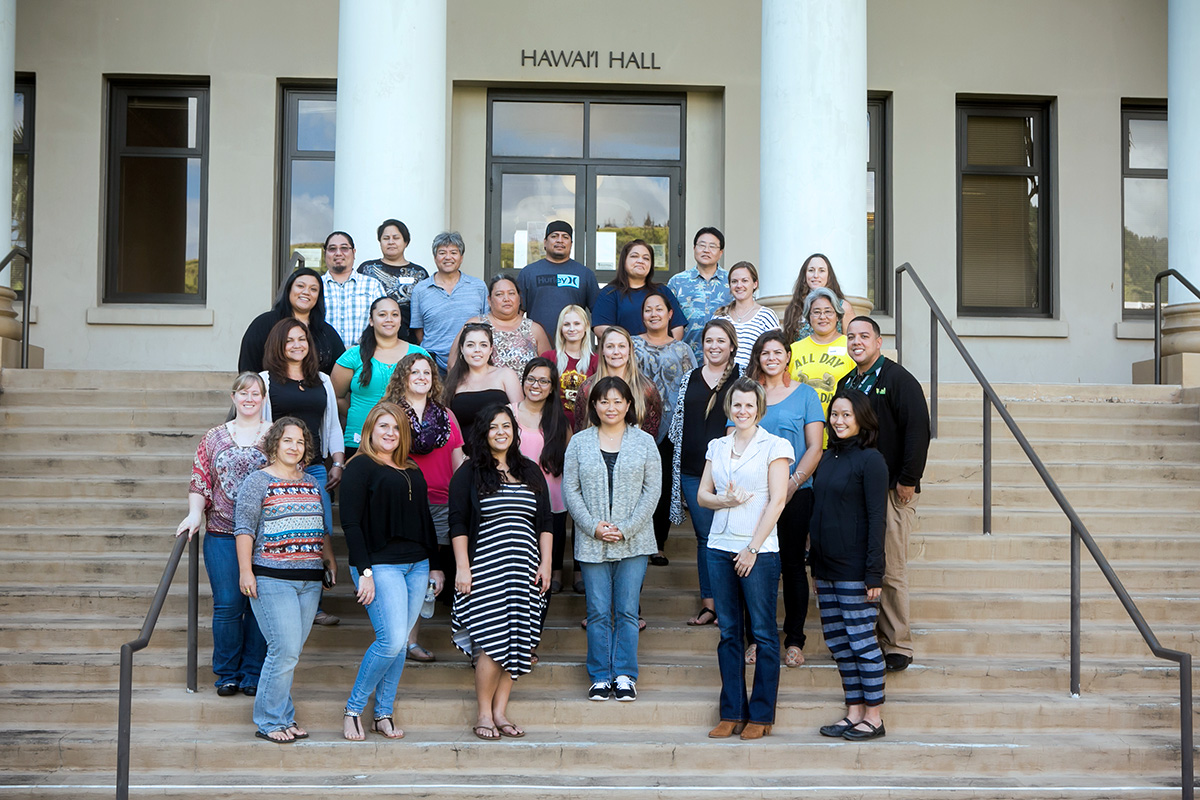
[588,166,679,283]
[489,164,586,274]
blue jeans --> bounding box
[249,576,321,734]
[202,532,266,689]
[681,473,714,600]
[580,556,649,683]
[345,562,430,718]
[303,463,333,535]
[707,548,781,725]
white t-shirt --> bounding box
[705,427,794,554]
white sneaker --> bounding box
[588,681,611,701]
[613,675,637,701]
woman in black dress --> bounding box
[441,322,522,436]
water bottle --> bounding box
[420,579,437,619]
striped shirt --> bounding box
[714,306,781,369]
[234,469,328,581]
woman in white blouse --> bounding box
[697,377,793,741]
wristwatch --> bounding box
[747,547,759,555]
[361,568,373,578]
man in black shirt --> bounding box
[839,316,931,672]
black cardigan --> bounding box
[238,309,346,375]
[837,357,930,492]
[809,437,889,587]
[338,456,438,570]
[447,459,552,565]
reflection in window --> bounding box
[279,87,336,281]
[589,104,681,160]
[499,174,577,271]
[9,79,32,296]
[492,102,584,158]
[297,99,336,151]
[1122,108,1167,315]
[595,175,670,271]
[867,96,889,311]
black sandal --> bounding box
[372,715,404,739]
[688,607,718,626]
[343,712,364,741]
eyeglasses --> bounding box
[325,245,353,253]
[524,377,553,387]
[695,243,721,252]
[810,308,838,318]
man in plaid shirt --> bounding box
[321,231,386,347]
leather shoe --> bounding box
[842,720,885,740]
[707,720,746,739]
[740,723,772,740]
[885,653,912,671]
[217,683,238,697]
[241,686,257,697]
[819,717,854,738]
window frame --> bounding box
[955,99,1053,318]
[11,74,34,300]
[276,82,336,291]
[103,79,210,305]
[867,93,891,314]
[1120,103,1168,319]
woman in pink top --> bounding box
[382,351,465,662]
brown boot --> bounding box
[740,723,773,740]
[707,720,746,738]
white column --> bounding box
[1168,0,1200,290]
[0,0,15,287]
[759,0,868,307]
[333,0,447,261]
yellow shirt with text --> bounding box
[789,336,855,445]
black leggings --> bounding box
[651,437,674,552]
[743,487,814,650]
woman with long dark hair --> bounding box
[591,239,687,339]
[448,405,553,740]
[239,267,346,374]
[442,321,523,436]
[780,254,855,344]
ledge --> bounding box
[950,317,1068,338]
[86,306,214,326]
[1114,320,1153,340]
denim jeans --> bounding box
[580,556,649,683]
[707,548,781,725]
[249,576,321,734]
[202,532,266,688]
[303,463,333,535]
[345,561,430,718]
[680,473,714,600]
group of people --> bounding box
[178,217,930,745]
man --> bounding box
[667,227,733,361]
[838,316,931,672]
[409,231,488,372]
[357,218,429,343]
[320,230,385,347]
[516,220,599,335]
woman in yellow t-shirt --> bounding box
[788,287,855,421]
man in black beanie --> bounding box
[517,220,600,335]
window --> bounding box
[278,85,336,287]
[956,100,1052,316]
[486,92,684,282]
[1121,105,1167,316]
[104,81,209,303]
[10,76,33,299]
[867,95,890,312]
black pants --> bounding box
[550,511,569,572]
[652,437,674,552]
[743,487,814,650]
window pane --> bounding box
[126,96,196,148]
[966,115,1033,168]
[589,104,681,160]
[492,102,583,158]
[289,160,335,266]
[499,173,577,271]
[594,174,670,272]
[9,152,27,291]
[960,174,1039,309]
[867,170,876,306]
[13,92,23,145]
[1128,118,1167,170]
[1123,176,1168,310]
[113,156,201,295]
[297,99,336,151]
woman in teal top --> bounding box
[332,297,428,454]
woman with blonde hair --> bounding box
[541,304,598,430]
[340,402,442,741]
[574,326,662,438]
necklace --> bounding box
[730,303,759,323]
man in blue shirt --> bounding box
[667,227,732,361]
[409,231,488,372]
[516,220,599,335]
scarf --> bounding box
[401,397,451,455]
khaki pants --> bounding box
[877,489,917,657]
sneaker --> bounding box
[885,653,912,672]
[314,610,341,626]
[587,681,611,701]
[613,675,637,701]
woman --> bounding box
[448,406,553,740]
[541,304,598,430]
[453,274,551,374]
[339,403,444,741]
[575,326,662,439]
[356,218,428,342]
[331,296,429,456]
[667,318,740,627]
[788,287,856,424]
[780,253,855,344]
[592,239,687,339]
[698,378,792,741]
[712,262,780,369]
[234,417,336,743]
[511,357,572,593]
[381,352,466,662]
[442,322,523,436]
[239,267,346,375]
[177,372,271,697]
[744,331,825,668]
[812,389,889,741]
[562,377,661,702]
[632,287,696,566]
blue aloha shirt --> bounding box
[667,267,733,362]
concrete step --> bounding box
[927,482,1200,510]
[923,458,1200,484]
[0,387,228,408]
[0,452,194,478]
[0,406,227,429]
[934,416,1200,440]
[0,368,233,391]
[927,437,1200,462]
[0,428,207,454]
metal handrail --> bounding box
[288,250,305,271]
[895,262,1194,800]
[1153,269,1200,384]
[116,533,199,800]
[0,246,33,368]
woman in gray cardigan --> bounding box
[562,376,661,702]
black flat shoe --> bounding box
[217,683,238,697]
[241,686,257,696]
[885,653,912,672]
[842,720,885,741]
[819,717,854,738]
[649,554,669,567]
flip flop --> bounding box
[497,723,525,739]
[286,725,309,739]
[688,607,718,626]
[744,644,757,665]
[473,725,500,741]
[406,642,436,662]
[255,729,294,744]
[785,646,805,668]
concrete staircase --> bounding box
[0,369,1197,799]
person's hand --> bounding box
[456,566,472,595]
[534,560,552,596]
[723,481,753,508]
[866,586,881,602]
[734,547,758,577]
[356,574,375,606]
[896,484,915,505]
[429,570,446,596]
[785,479,798,503]
[323,558,337,587]
[595,521,623,543]
[239,571,257,599]
[176,513,201,540]
[326,463,344,490]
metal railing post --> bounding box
[929,310,938,439]
[17,248,31,369]
[1179,652,1194,800]
[116,644,133,800]
[187,535,199,692]
[1154,275,1163,385]
[1069,525,1080,698]
[982,393,991,534]
[894,269,904,366]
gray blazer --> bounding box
[563,425,661,563]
